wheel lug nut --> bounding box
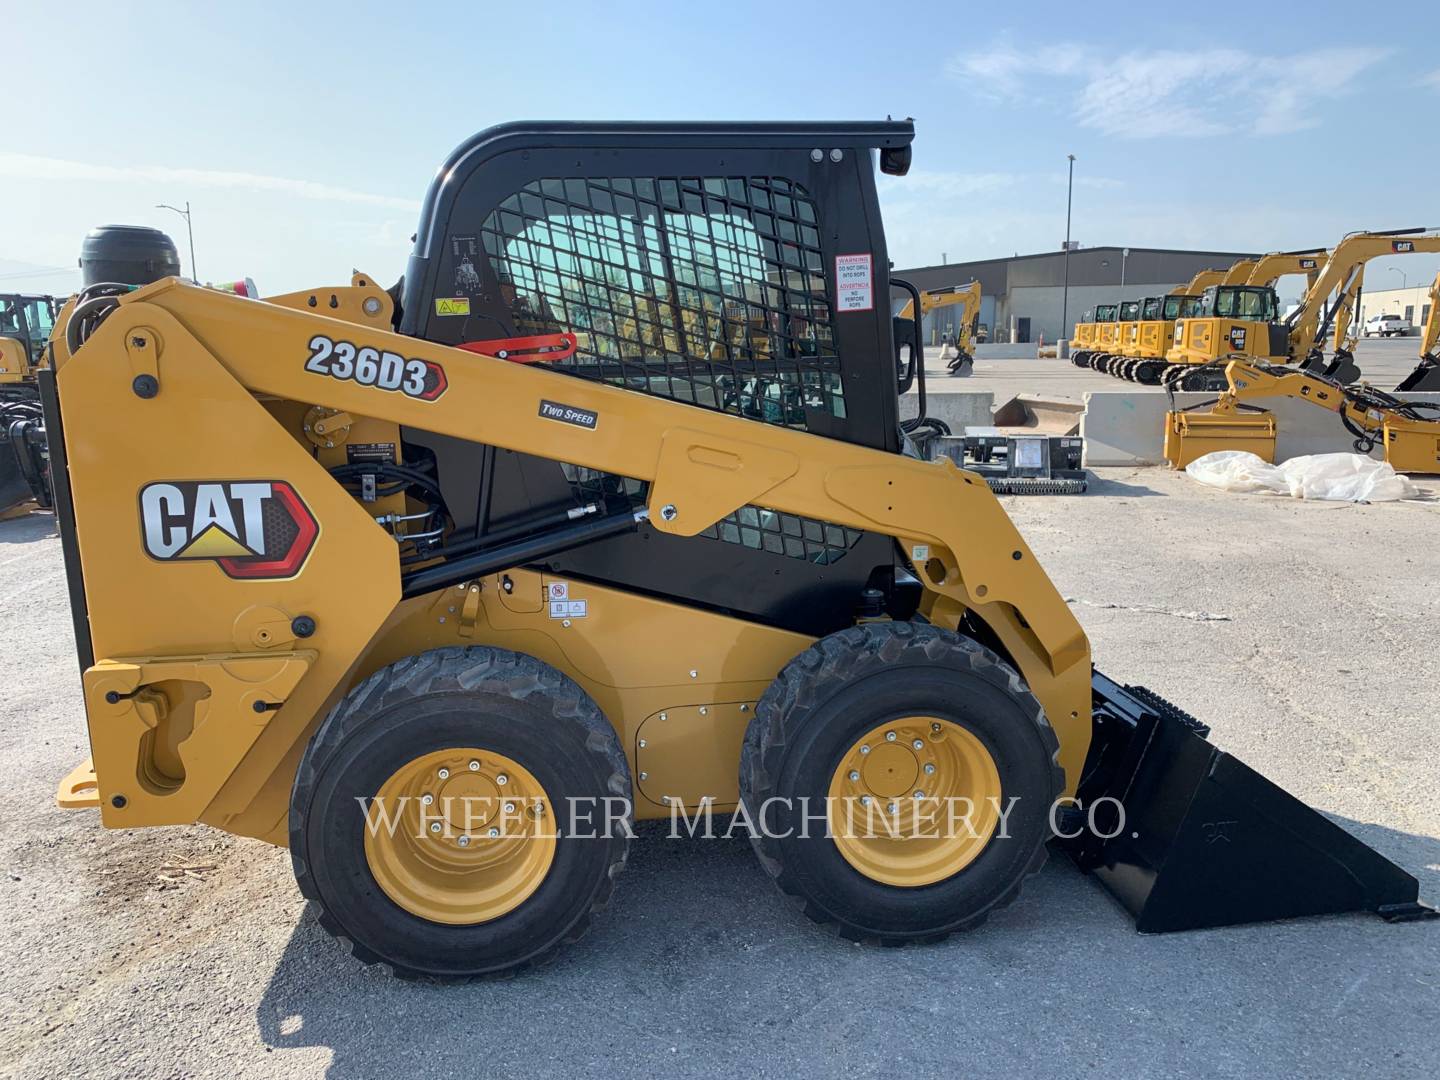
[860,795,871,806]
[885,731,897,742]
[913,790,924,799]
[912,739,924,750]
[438,767,450,779]
[421,793,433,806]
[457,835,470,847]
[488,827,500,838]
[924,763,936,775]
[930,722,942,733]
[848,770,860,781]
[496,774,508,786]
[429,822,442,834]
[887,802,897,813]
[859,745,870,755]
[468,760,480,771]
[503,802,515,814]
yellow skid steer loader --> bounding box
[44,121,1433,977]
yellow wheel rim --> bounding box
[827,717,1002,888]
[364,747,555,925]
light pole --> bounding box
[1120,247,1129,295]
[156,201,197,282]
[1388,267,1407,290]
[1060,154,1075,343]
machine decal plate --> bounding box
[1228,326,1247,351]
[835,253,874,312]
[304,334,448,401]
[434,297,471,316]
[539,400,598,429]
[138,480,318,579]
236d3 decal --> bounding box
[139,480,319,579]
[304,334,448,400]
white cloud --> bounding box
[948,41,1388,138]
[0,153,421,211]
[1421,69,1440,89]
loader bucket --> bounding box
[1062,672,1436,932]
[991,393,1083,435]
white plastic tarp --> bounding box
[1184,451,1417,502]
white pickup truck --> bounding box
[1364,313,1412,337]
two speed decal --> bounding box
[305,335,448,401]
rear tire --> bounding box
[739,623,1063,942]
[289,646,630,978]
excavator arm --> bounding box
[1172,268,1226,295]
[1287,231,1440,364]
[897,282,981,374]
[1166,356,1440,473]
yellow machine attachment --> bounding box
[42,122,1435,978]
[897,281,981,375]
[1165,356,1440,473]
[1395,271,1440,392]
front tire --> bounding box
[739,623,1063,942]
[289,646,630,978]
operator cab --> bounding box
[1197,285,1279,322]
[1094,304,1119,322]
[392,121,922,636]
[1118,300,1142,320]
[0,294,59,365]
[1162,295,1200,320]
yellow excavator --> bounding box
[1165,355,1440,474]
[1092,253,1325,385]
[1069,302,1120,368]
[896,281,981,376]
[1072,266,1229,373]
[1395,271,1440,392]
[1165,229,1440,391]
[38,121,1435,978]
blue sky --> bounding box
[3,0,1438,297]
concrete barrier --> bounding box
[1081,390,1440,467]
[903,390,994,432]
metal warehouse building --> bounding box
[895,246,1257,346]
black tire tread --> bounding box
[288,645,630,979]
[738,622,1063,945]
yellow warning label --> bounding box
[434,297,471,316]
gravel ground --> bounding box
[1,468,1437,1079]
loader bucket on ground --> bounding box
[991,394,1083,435]
[1062,672,1436,933]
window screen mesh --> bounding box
[479,175,844,430]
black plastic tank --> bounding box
[78,225,182,288]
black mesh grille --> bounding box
[699,506,862,565]
[479,175,845,430]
